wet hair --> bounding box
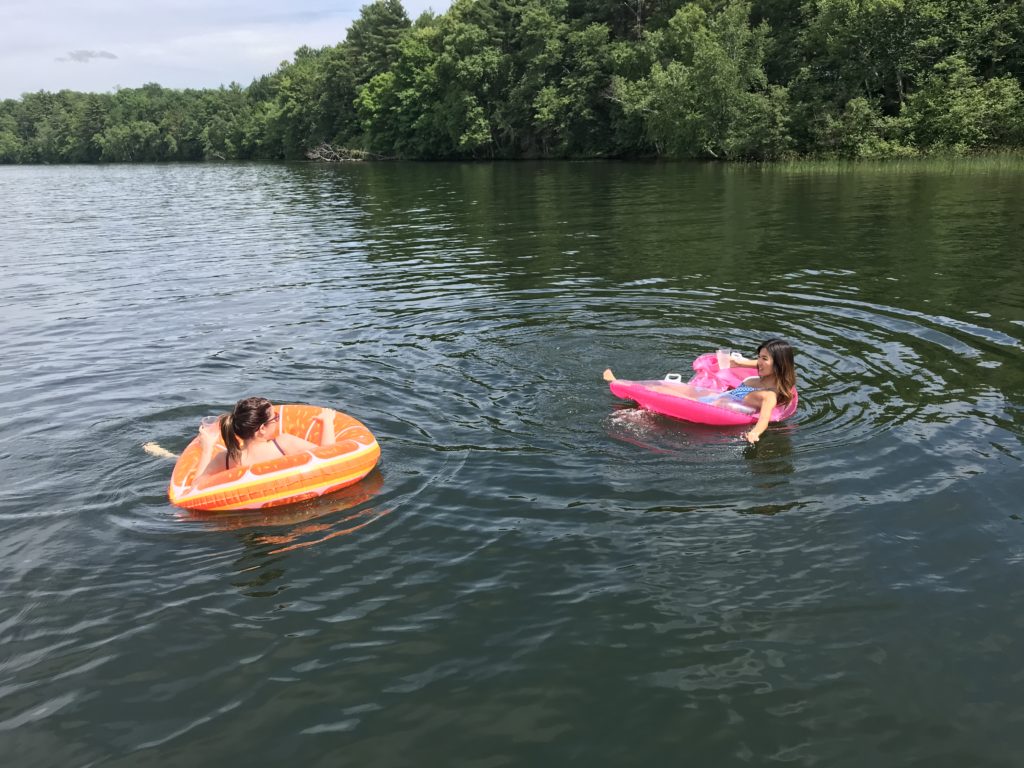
[219,396,275,466]
[756,339,796,406]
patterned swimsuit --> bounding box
[698,380,766,404]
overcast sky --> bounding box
[0,0,446,100]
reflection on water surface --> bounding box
[0,162,1021,767]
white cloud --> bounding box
[0,0,445,98]
[56,51,119,63]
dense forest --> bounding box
[2,0,1023,162]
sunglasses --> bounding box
[263,414,280,427]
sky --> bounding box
[0,0,446,100]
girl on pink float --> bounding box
[603,338,797,444]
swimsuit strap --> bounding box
[226,439,285,470]
[743,377,775,393]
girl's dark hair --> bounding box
[219,396,274,466]
[757,339,796,406]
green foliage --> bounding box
[801,97,912,158]
[903,54,1024,150]
[263,46,334,158]
[555,23,620,156]
[616,0,791,159]
[346,0,413,86]
[0,103,24,162]
[2,0,1023,162]
[797,0,924,113]
[356,24,449,156]
[96,121,162,162]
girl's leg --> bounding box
[649,382,714,398]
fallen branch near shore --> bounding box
[304,144,394,162]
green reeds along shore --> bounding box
[763,151,1024,175]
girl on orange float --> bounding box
[604,338,797,444]
[194,396,337,487]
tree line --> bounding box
[2,0,1023,163]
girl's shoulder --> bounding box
[277,432,317,454]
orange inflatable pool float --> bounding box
[168,404,381,511]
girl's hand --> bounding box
[199,421,219,448]
[316,408,337,448]
[744,430,761,444]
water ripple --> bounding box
[0,163,1022,766]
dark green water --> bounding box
[1,161,1022,767]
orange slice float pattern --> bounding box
[168,404,381,511]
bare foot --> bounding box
[602,368,616,382]
[143,442,178,459]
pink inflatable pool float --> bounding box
[607,353,799,426]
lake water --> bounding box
[1,161,1022,766]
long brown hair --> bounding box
[757,339,796,406]
[219,396,274,466]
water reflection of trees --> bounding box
[289,162,1024,332]
[287,161,1024,419]
[290,162,794,292]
